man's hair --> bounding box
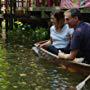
[69,8,81,20]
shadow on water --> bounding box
[0,27,90,90]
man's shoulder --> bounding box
[76,22,90,32]
[84,22,90,28]
[79,22,90,28]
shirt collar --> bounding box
[75,21,83,30]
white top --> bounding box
[50,24,74,48]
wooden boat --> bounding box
[32,41,90,75]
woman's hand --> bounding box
[39,43,47,48]
[39,40,51,48]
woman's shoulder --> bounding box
[64,24,70,28]
[63,24,74,34]
[50,25,55,30]
[65,24,74,30]
[50,25,55,28]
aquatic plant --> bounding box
[7,22,49,47]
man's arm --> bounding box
[59,27,81,60]
[58,49,78,60]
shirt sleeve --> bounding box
[66,24,74,36]
[69,28,74,36]
[70,28,82,50]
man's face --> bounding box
[64,12,77,28]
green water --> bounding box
[0,25,90,90]
[0,40,89,90]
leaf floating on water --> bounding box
[18,81,27,85]
[35,86,42,90]
[20,73,27,77]
[19,45,23,48]
[17,57,20,60]
[20,50,24,52]
[13,86,18,88]
[37,72,42,76]
[64,78,68,80]
[21,82,27,85]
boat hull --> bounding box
[33,41,90,74]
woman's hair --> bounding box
[53,11,64,22]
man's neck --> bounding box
[74,20,81,29]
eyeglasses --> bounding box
[64,16,69,20]
[65,17,74,22]
[65,18,69,21]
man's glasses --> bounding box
[65,17,69,21]
[65,17,74,22]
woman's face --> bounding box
[53,16,58,27]
[53,16,64,29]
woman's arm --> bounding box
[39,39,52,48]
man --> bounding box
[58,8,90,64]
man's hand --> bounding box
[58,50,70,59]
[58,50,66,59]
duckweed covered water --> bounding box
[0,41,88,90]
[0,26,90,90]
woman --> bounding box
[39,11,74,55]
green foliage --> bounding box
[34,27,49,41]
[14,21,23,30]
[0,43,9,90]
[7,21,49,47]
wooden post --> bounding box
[9,0,13,30]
